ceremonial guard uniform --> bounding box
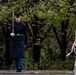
[10,14,27,72]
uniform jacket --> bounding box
[10,21,27,58]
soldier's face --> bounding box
[15,17,20,23]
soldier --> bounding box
[10,14,28,72]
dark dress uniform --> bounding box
[10,21,27,71]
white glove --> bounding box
[66,53,71,57]
[10,33,15,37]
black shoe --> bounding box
[18,68,22,72]
[16,67,22,72]
[16,69,19,72]
[16,69,21,72]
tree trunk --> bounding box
[53,20,69,61]
[61,20,69,61]
[0,48,3,69]
[33,45,41,63]
[3,26,12,70]
[1,23,12,70]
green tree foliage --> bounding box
[0,0,76,70]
